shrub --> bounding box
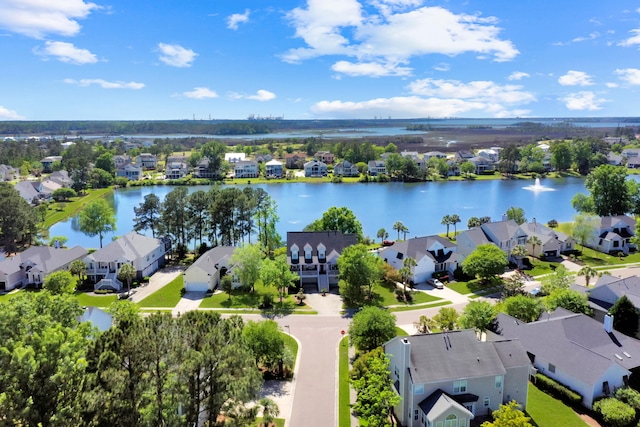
[594,398,635,427]
[615,387,640,410]
[260,294,274,309]
[535,373,582,404]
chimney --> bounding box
[604,313,614,333]
[401,338,411,371]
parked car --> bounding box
[428,278,444,289]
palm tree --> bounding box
[510,244,528,270]
[69,259,87,285]
[402,257,418,293]
[413,315,436,334]
[578,266,599,287]
[450,214,461,238]
[259,398,280,427]
[377,228,388,244]
[441,215,452,238]
[393,221,405,240]
[527,235,542,258]
[117,263,137,297]
[401,224,409,240]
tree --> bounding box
[413,315,437,334]
[351,352,400,427]
[230,244,263,292]
[450,214,461,236]
[468,216,482,228]
[540,265,574,295]
[338,244,383,305]
[550,141,572,172]
[304,206,364,241]
[506,206,526,225]
[577,266,598,287]
[610,295,639,337]
[584,164,633,216]
[43,270,77,294]
[502,295,543,322]
[462,244,508,282]
[571,213,599,250]
[393,221,405,240]
[159,187,189,250]
[460,161,476,177]
[260,254,298,303]
[95,152,115,175]
[89,167,114,188]
[401,256,417,293]
[348,306,396,352]
[459,301,496,333]
[441,214,452,238]
[545,288,591,314]
[510,244,528,269]
[133,193,161,237]
[526,236,542,258]
[79,198,116,248]
[69,259,87,284]
[52,187,77,201]
[221,275,234,300]
[498,144,521,176]
[0,183,37,252]
[377,228,388,244]
[433,307,459,331]
[481,400,534,427]
[242,320,288,375]
[259,398,280,427]
[117,263,136,297]
[502,275,525,298]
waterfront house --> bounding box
[454,150,475,163]
[468,156,495,175]
[491,309,640,409]
[456,227,493,259]
[0,246,87,291]
[379,235,460,284]
[333,160,360,177]
[136,153,158,169]
[385,330,530,427]
[265,159,284,178]
[304,159,328,177]
[40,156,62,173]
[234,160,259,178]
[47,170,73,187]
[85,232,171,291]
[183,246,238,292]
[285,152,306,169]
[588,215,636,255]
[14,181,51,204]
[518,220,575,257]
[0,164,19,181]
[368,160,386,176]
[481,220,528,261]
[314,151,334,164]
[401,151,426,169]
[587,274,640,324]
[287,231,357,291]
[116,163,143,181]
[193,157,220,179]
[424,151,448,161]
[165,155,189,179]
[113,154,132,168]
[622,148,640,159]
[477,149,500,162]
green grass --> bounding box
[447,278,501,296]
[198,283,308,313]
[527,382,588,427]
[338,335,351,427]
[389,300,451,312]
[250,418,285,427]
[395,326,409,336]
[282,332,298,367]
[371,285,443,307]
[42,187,113,229]
[0,291,23,303]
[137,275,185,308]
[74,292,117,307]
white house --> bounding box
[588,215,636,255]
[234,160,258,178]
[367,160,386,176]
[265,159,284,178]
[183,246,237,292]
[116,163,143,180]
[333,160,360,177]
[304,159,328,177]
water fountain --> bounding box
[523,178,555,192]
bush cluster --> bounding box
[535,373,582,404]
[593,397,635,427]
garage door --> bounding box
[185,281,209,292]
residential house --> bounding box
[607,152,623,166]
[627,157,640,169]
[456,227,493,259]
[314,151,335,164]
[193,157,219,179]
[255,153,273,163]
[287,231,358,291]
[605,136,630,145]
[401,151,426,169]
[113,154,132,169]
[165,155,189,179]
[588,215,636,255]
[225,152,246,164]
[492,309,640,409]
[183,246,238,292]
[136,153,158,169]
[234,160,259,178]
[518,220,575,257]
[333,160,360,177]
[385,330,530,427]
[477,149,500,162]
[367,160,386,176]
[0,164,19,181]
[85,232,171,291]
[265,159,284,178]
[454,150,475,163]
[481,220,528,261]
[40,179,62,195]
[40,156,62,173]
[116,163,143,181]
[380,235,460,284]
[468,156,495,175]
[447,160,460,176]
[14,180,50,204]
[47,170,73,187]
[304,159,328,177]
[285,152,306,169]
[0,246,87,291]
[587,275,640,324]
[622,148,640,159]
[424,151,448,161]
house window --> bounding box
[548,363,556,373]
[453,380,467,394]
[613,240,619,248]
[304,244,312,261]
[495,376,502,388]
[414,384,424,394]
[603,381,610,395]
[484,397,490,407]
[318,244,326,261]
[445,414,457,427]
[291,246,298,261]
[436,422,443,427]
[464,403,474,413]
[415,409,419,420]
[459,418,467,427]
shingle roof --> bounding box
[418,390,475,420]
[87,232,164,263]
[0,245,87,276]
[381,235,457,263]
[590,275,640,310]
[481,219,522,242]
[188,246,235,276]
[287,231,357,263]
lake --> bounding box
[49,177,587,249]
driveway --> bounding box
[128,266,184,303]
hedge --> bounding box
[593,398,635,427]
[535,373,582,404]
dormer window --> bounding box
[318,244,326,261]
[291,244,299,261]
[304,244,312,261]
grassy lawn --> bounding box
[571,245,640,267]
[447,278,501,296]
[137,275,185,308]
[389,300,451,312]
[199,283,314,314]
[371,285,443,307]
[0,291,23,304]
[43,187,113,229]
[527,383,588,427]
[74,292,117,307]
[250,418,285,427]
[395,326,409,336]
[338,336,351,427]
[527,259,561,277]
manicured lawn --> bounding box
[527,382,588,427]
[395,326,409,336]
[528,260,559,277]
[372,285,443,307]
[137,275,184,308]
[0,291,23,303]
[250,418,285,427]
[74,292,117,307]
[447,278,501,296]
[338,336,351,427]
[43,187,113,229]
[389,300,451,312]
[199,283,315,313]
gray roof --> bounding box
[481,219,523,242]
[287,231,357,263]
[493,310,640,385]
[14,180,40,202]
[395,330,523,384]
[600,215,635,230]
[457,227,491,246]
[590,275,640,309]
[418,390,474,420]
[381,235,459,263]
[0,245,87,276]
[519,221,572,244]
[188,246,235,275]
[87,232,165,263]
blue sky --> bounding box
[1,0,639,121]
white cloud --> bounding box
[558,70,594,86]
[157,43,197,67]
[34,41,97,64]
[331,60,411,77]
[508,71,530,81]
[227,9,250,30]
[559,91,606,111]
[183,87,218,99]
[407,78,536,104]
[283,2,518,76]
[230,90,276,101]
[606,82,619,88]
[619,29,640,47]
[0,0,99,39]
[616,68,640,85]
[64,78,145,89]
[0,106,24,120]
[433,63,450,72]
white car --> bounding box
[432,279,444,289]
